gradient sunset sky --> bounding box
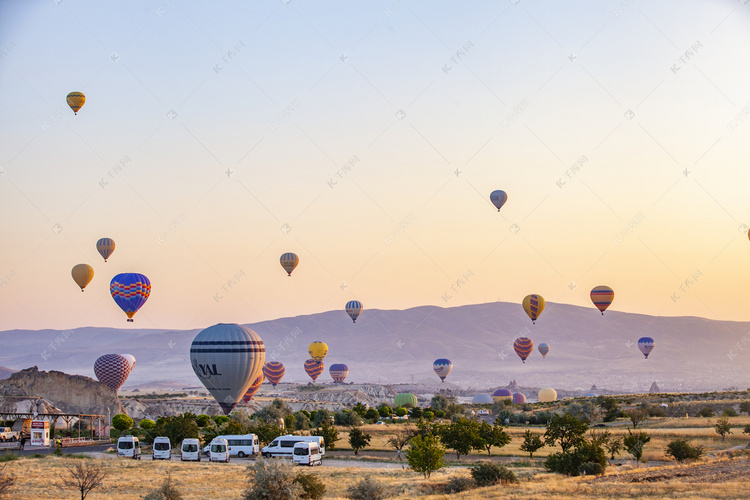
[1,0,749,331]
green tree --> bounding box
[348,427,371,456]
[544,414,589,453]
[440,418,480,460]
[423,411,434,421]
[387,424,417,455]
[697,407,715,418]
[315,420,339,451]
[248,422,283,447]
[598,397,621,422]
[445,404,465,419]
[475,421,511,456]
[311,409,332,427]
[212,415,230,426]
[364,409,380,422]
[604,436,623,460]
[739,401,750,415]
[623,429,650,464]
[111,414,133,432]
[334,411,362,427]
[139,419,155,430]
[624,408,648,428]
[195,415,211,428]
[409,407,423,419]
[430,395,449,412]
[544,439,607,476]
[715,415,732,441]
[405,435,446,479]
[519,429,545,459]
[665,438,704,462]
[351,403,368,417]
[394,407,407,417]
[377,404,393,418]
[255,399,293,425]
[150,413,199,445]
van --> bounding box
[202,434,259,458]
[261,435,325,458]
[208,437,229,463]
[152,436,171,460]
[117,435,141,460]
[181,438,201,461]
[292,441,322,466]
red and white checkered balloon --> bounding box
[94,354,132,391]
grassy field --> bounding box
[1,452,748,499]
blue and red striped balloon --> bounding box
[329,363,349,383]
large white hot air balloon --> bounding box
[190,323,266,415]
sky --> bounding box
[1,0,749,332]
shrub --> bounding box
[406,435,446,479]
[469,462,517,487]
[143,472,183,500]
[345,477,387,500]
[545,440,607,476]
[697,407,715,418]
[242,459,302,500]
[140,419,155,430]
[723,408,738,417]
[436,476,475,494]
[578,461,605,476]
[665,439,705,462]
[294,473,326,500]
[111,414,133,432]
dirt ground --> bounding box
[588,456,750,484]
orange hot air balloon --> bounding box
[590,286,614,315]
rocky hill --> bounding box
[0,367,124,416]
[0,366,16,380]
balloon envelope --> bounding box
[280,253,299,276]
[492,389,512,402]
[522,294,545,323]
[538,388,557,402]
[304,359,324,382]
[638,337,655,358]
[96,238,115,262]
[329,363,349,383]
[262,362,285,387]
[242,375,264,404]
[121,354,136,371]
[490,190,508,211]
[472,394,494,405]
[110,273,151,322]
[514,337,534,363]
[512,393,527,405]
[394,393,418,408]
[66,91,85,114]
[538,342,550,358]
[590,286,614,314]
[308,341,328,362]
[432,358,453,382]
[71,264,94,291]
[190,323,266,415]
[345,300,363,323]
[94,354,131,391]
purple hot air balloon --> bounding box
[262,361,285,387]
[492,389,512,402]
[512,393,527,405]
[110,273,151,322]
[304,359,324,382]
[94,354,132,391]
[329,363,349,383]
[243,375,264,404]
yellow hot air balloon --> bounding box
[71,264,94,292]
[280,253,299,276]
[66,92,86,115]
[522,294,545,324]
[538,388,557,402]
[308,341,328,362]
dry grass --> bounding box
[1,454,747,499]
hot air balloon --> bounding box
[96,238,115,262]
[308,341,328,362]
[538,342,550,358]
[538,388,557,402]
[512,393,527,405]
[66,91,85,114]
[638,337,655,359]
[329,363,349,383]
[121,354,136,371]
[522,294,545,324]
[280,253,299,276]
[262,361,285,387]
[94,354,132,391]
[190,323,266,415]
[492,389,512,402]
[432,358,453,382]
[514,337,534,363]
[71,264,94,291]
[490,190,508,211]
[304,359,324,382]
[345,300,363,323]
[394,393,418,408]
[243,375,265,404]
[590,286,614,315]
[110,273,151,322]
[472,394,494,404]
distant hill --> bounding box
[0,302,748,393]
[0,366,16,380]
